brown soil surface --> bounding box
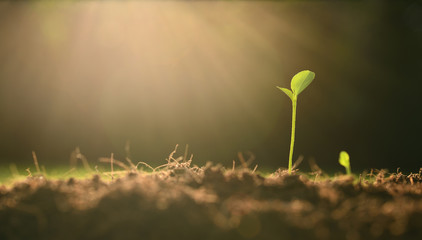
[1,165,422,240]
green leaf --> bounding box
[277,86,294,100]
[291,70,315,95]
[338,151,350,168]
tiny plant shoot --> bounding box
[277,70,315,174]
[339,151,352,175]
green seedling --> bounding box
[277,70,315,174]
[338,151,351,175]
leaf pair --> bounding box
[277,70,315,100]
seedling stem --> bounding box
[288,95,297,174]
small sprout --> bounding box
[277,70,315,174]
[339,151,352,175]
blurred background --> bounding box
[0,0,421,173]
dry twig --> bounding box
[32,151,41,174]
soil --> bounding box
[1,164,422,240]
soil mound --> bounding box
[1,166,422,240]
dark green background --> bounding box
[0,0,421,173]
